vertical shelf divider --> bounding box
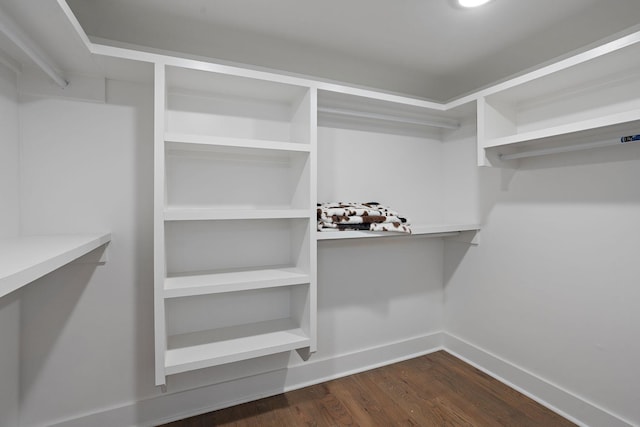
[153,62,168,387]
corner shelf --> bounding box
[484,109,640,150]
[0,233,111,299]
[164,267,310,298]
[316,224,480,241]
[165,318,310,375]
[477,30,640,166]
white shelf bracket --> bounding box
[445,229,480,246]
[70,242,110,265]
[0,5,69,88]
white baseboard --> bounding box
[48,331,634,427]
[49,332,444,427]
[443,333,634,427]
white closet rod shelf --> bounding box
[0,6,68,88]
[499,135,640,161]
[483,109,640,149]
[317,106,460,130]
[0,233,111,299]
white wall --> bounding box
[317,237,444,357]
[16,79,156,426]
[0,63,20,237]
[444,146,640,426]
[0,62,21,427]
[0,291,20,427]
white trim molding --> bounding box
[443,333,634,427]
[48,332,445,427]
[45,331,635,427]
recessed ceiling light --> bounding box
[458,0,492,7]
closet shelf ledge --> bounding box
[0,233,111,299]
[316,223,480,241]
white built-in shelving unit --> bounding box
[476,30,640,166]
[0,233,111,299]
[154,63,317,385]
[150,52,481,385]
[84,25,640,387]
[40,2,640,390]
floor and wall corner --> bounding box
[1,2,640,427]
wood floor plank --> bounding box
[280,385,329,426]
[430,352,575,427]
[364,362,444,425]
[382,357,481,426]
[160,351,576,427]
[349,372,420,425]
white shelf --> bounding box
[165,65,309,104]
[477,30,640,166]
[317,89,468,134]
[164,267,310,298]
[0,233,111,299]
[316,223,480,241]
[164,207,310,221]
[484,109,640,149]
[165,133,311,153]
[165,318,310,375]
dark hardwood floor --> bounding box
[160,350,575,426]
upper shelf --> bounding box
[317,89,470,135]
[316,223,480,241]
[483,109,640,149]
[165,65,309,105]
[477,30,640,165]
[0,233,111,299]
[164,65,314,146]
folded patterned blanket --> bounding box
[317,202,411,234]
[317,202,401,218]
[327,215,403,225]
[370,222,412,233]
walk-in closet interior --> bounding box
[1,1,639,426]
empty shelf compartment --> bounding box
[165,318,310,374]
[164,267,311,298]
